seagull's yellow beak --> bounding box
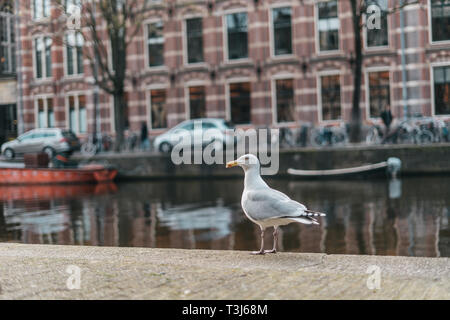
[226,160,238,168]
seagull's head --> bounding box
[226,154,260,171]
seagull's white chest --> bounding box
[241,189,259,225]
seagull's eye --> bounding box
[244,156,249,160]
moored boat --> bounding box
[0,183,117,201]
[287,157,402,179]
[0,164,117,185]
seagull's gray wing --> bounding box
[243,188,313,221]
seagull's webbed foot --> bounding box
[250,250,265,255]
[264,249,277,254]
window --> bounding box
[368,71,390,118]
[275,79,295,123]
[0,3,15,75]
[433,65,450,115]
[189,86,206,119]
[47,98,54,128]
[65,0,81,12]
[431,0,450,42]
[179,122,194,131]
[229,82,251,124]
[38,99,45,128]
[0,104,17,143]
[366,0,388,47]
[150,89,167,129]
[186,18,204,64]
[66,32,84,75]
[226,12,248,60]
[147,22,164,67]
[79,95,87,133]
[35,36,52,79]
[320,75,341,121]
[33,0,50,20]
[0,1,13,13]
[202,122,217,129]
[36,97,54,128]
[317,0,339,51]
[272,7,292,56]
[68,95,87,133]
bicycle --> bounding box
[427,118,449,143]
[123,132,139,152]
[279,127,296,148]
[310,123,348,147]
[80,133,113,156]
[386,119,433,145]
[365,124,384,145]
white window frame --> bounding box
[146,84,168,131]
[314,0,341,55]
[183,16,206,66]
[225,77,252,124]
[363,0,390,50]
[317,70,342,123]
[32,35,52,80]
[271,74,297,125]
[65,92,87,134]
[144,19,166,70]
[32,0,51,21]
[223,9,251,63]
[64,31,84,77]
[34,95,54,128]
[428,0,450,45]
[430,61,450,117]
[364,66,392,121]
[269,4,294,58]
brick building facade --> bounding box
[14,0,450,138]
[0,0,18,144]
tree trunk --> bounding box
[349,0,363,143]
[113,90,126,152]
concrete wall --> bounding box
[74,144,450,180]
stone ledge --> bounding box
[0,243,448,299]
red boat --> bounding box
[0,183,118,201]
[0,164,117,185]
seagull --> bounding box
[226,154,326,255]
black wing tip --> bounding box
[305,209,326,217]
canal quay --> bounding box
[72,143,450,179]
[0,244,449,299]
[0,143,449,299]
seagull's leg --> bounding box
[251,227,265,255]
[265,226,278,254]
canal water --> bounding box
[0,176,448,257]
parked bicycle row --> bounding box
[77,116,450,156]
[277,117,450,149]
[2,116,448,160]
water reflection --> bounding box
[0,177,448,257]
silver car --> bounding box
[1,128,81,159]
[153,118,237,153]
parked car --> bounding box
[1,128,81,159]
[153,118,236,153]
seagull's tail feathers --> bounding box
[290,217,320,225]
[288,209,326,225]
[304,209,326,217]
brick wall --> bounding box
[16,0,450,137]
